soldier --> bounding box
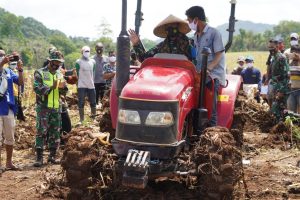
[129,15,191,62]
[268,39,290,121]
[33,50,65,167]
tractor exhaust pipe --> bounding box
[116,0,131,96]
[225,0,237,52]
[194,47,211,134]
[134,0,143,36]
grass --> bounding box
[226,51,269,74]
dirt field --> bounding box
[0,96,300,200]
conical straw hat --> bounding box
[153,15,191,38]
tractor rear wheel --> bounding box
[191,126,243,199]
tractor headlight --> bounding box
[145,112,174,126]
[118,109,141,125]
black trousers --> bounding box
[94,83,106,104]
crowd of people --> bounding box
[232,33,300,120]
[0,4,299,172]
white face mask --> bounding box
[9,63,17,70]
[290,40,298,46]
[247,63,253,68]
[83,52,90,58]
[188,20,197,31]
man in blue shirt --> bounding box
[241,56,262,103]
[185,6,226,126]
[0,51,24,173]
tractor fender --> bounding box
[217,74,242,128]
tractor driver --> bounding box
[129,15,192,62]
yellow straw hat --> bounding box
[153,15,191,38]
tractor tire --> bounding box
[191,126,243,199]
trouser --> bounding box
[287,89,300,113]
[207,79,220,126]
[271,95,288,121]
[35,106,61,149]
[77,88,96,109]
[0,109,15,146]
[94,83,106,104]
[270,82,289,121]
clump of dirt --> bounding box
[14,107,37,150]
[61,127,117,200]
[98,93,115,138]
[190,127,244,199]
[233,91,276,133]
[65,93,78,109]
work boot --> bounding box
[47,148,60,164]
[91,107,96,119]
[79,108,84,123]
[33,148,43,167]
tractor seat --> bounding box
[154,53,188,61]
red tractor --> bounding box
[108,0,241,191]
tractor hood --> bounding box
[120,65,194,101]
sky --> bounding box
[0,0,299,41]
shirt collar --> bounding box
[194,24,209,37]
[203,24,209,33]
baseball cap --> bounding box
[290,33,299,40]
[245,55,254,62]
[237,56,245,62]
[49,51,64,62]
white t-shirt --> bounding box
[76,58,96,89]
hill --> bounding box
[0,7,89,68]
[217,20,275,43]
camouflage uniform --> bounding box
[269,52,290,121]
[35,106,61,149]
[133,32,191,62]
[33,67,61,150]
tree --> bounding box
[64,52,81,69]
[49,34,77,55]
[272,21,300,45]
[97,18,113,38]
[141,39,157,50]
